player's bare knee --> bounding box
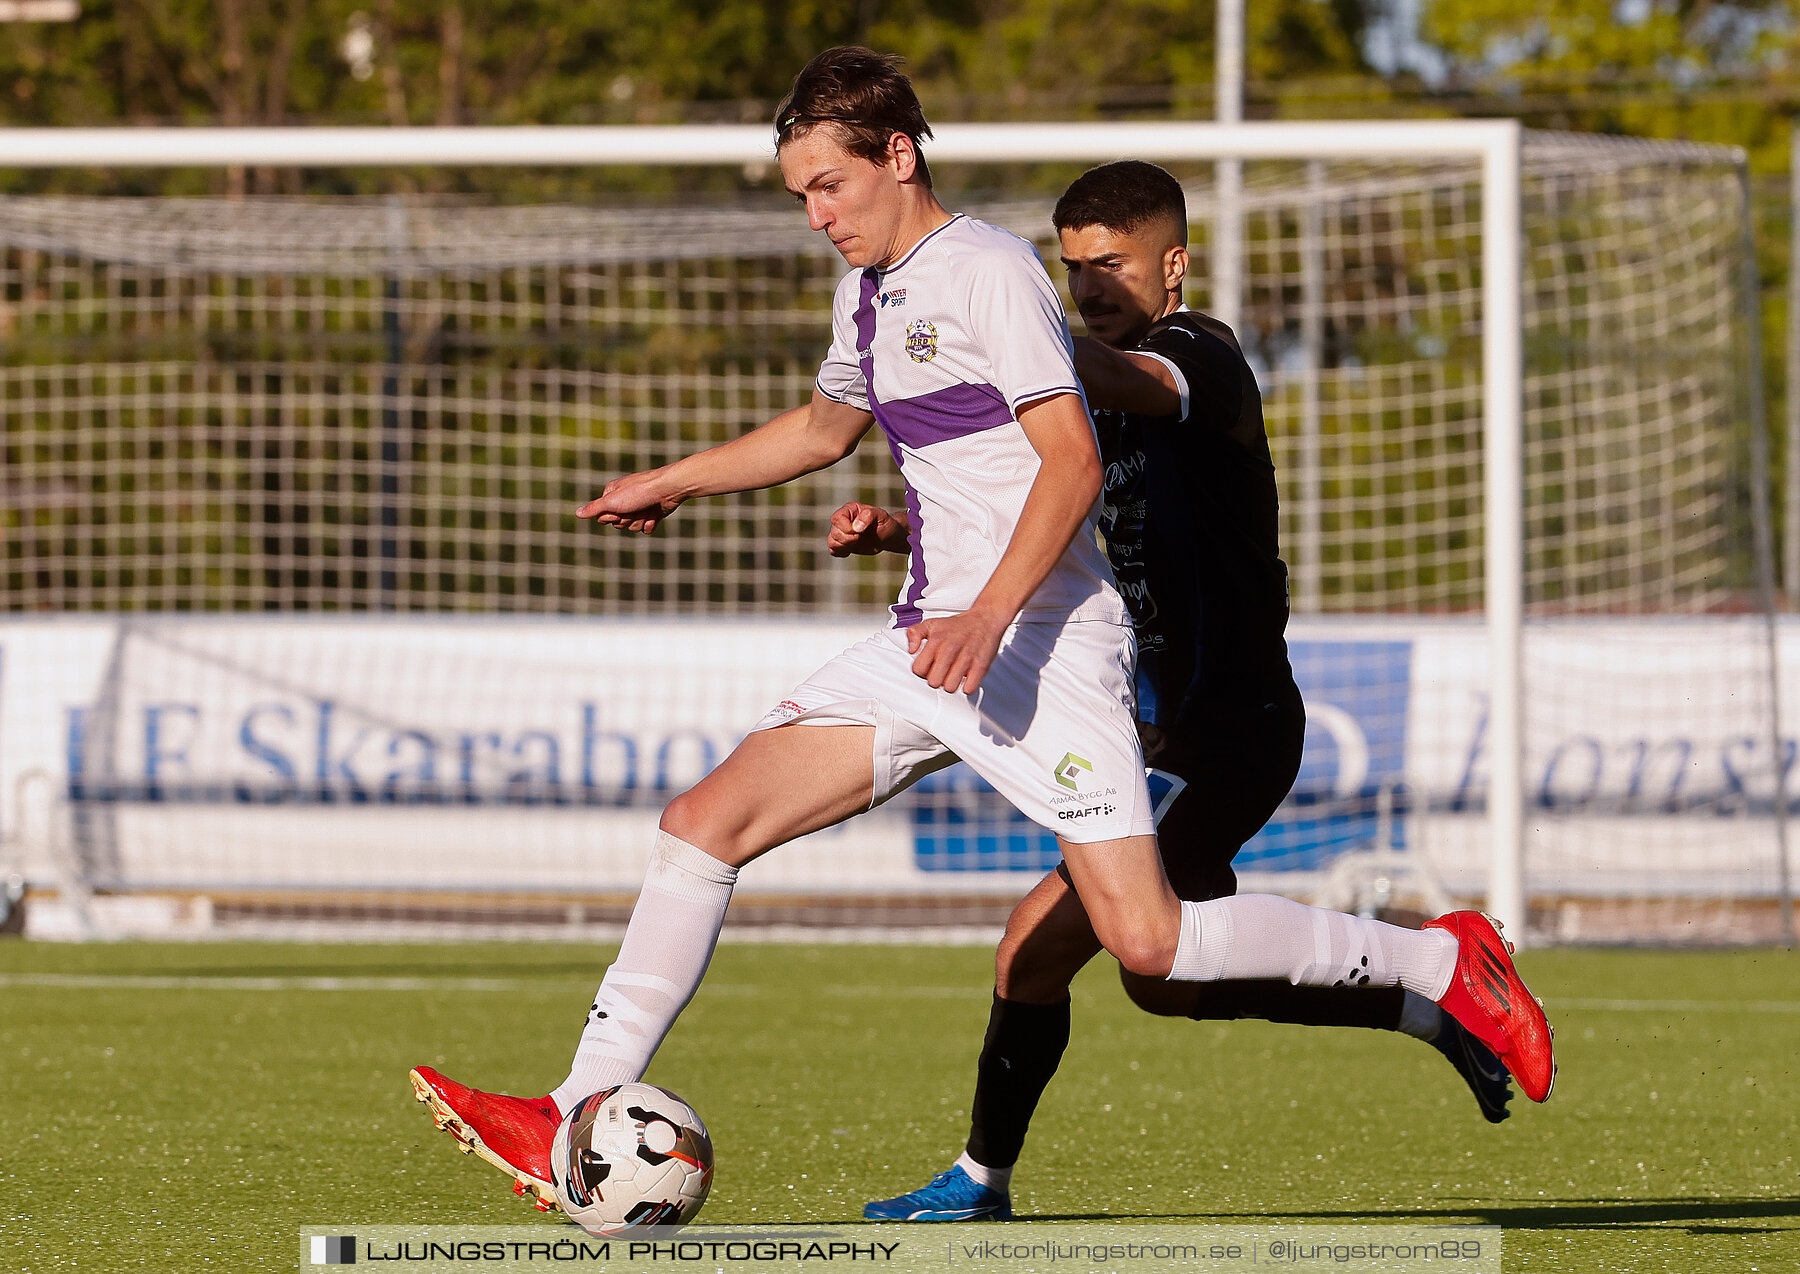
[657,790,702,841]
[1097,924,1176,980]
[1114,939,1174,980]
[657,792,740,859]
[1120,968,1192,1016]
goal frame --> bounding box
[0,119,1528,932]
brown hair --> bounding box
[774,46,933,189]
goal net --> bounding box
[1,128,1787,943]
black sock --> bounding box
[1186,980,1407,1031]
[965,994,1070,1170]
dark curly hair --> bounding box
[1053,161,1187,242]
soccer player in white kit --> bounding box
[409,46,1554,1213]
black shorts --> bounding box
[1058,679,1306,902]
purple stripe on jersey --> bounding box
[853,267,931,626]
[874,381,1014,450]
[882,430,929,628]
[854,268,880,400]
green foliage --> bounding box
[1419,0,1795,168]
[0,0,1379,198]
[0,2,1793,167]
[0,1,1379,131]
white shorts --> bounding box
[751,620,1156,844]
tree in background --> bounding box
[0,2,1375,126]
[6,2,1800,158]
[0,0,1386,194]
[1419,0,1795,166]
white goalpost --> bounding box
[0,122,1782,944]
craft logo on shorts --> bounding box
[1053,752,1093,791]
[770,699,806,720]
[310,1235,356,1265]
[905,319,938,363]
[879,288,907,308]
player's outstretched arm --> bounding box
[578,391,874,534]
[1072,335,1181,416]
[827,502,910,557]
[906,391,1101,695]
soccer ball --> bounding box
[550,1083,714,1235]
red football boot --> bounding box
[410,1067,562,1210]
[1424,911,1556,1103]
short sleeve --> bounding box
[1139,317,1243,426]
[957,237,1084,414]
[815,271,870,411]
[1134,351,1191,421]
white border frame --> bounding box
[0,119,1526,932]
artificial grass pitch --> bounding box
[0,940,1795,1272]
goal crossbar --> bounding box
[0,119,1521,167]
[0,118,1527,934]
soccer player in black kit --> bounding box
[838,162,1516,1221]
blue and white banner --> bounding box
[0,615,1788,897]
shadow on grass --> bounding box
[1025,1197,1800,1234]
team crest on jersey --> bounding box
[905,319,938,363]
[879,288,907,308]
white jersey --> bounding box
[815,214,1127,628]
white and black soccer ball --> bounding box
[550,1083,714,1235]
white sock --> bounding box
[1397,991,1444,1041]
[549,832,737,1114]
[955,1151,1012,1192]
[1167,894,1457,1001]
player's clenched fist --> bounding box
[827,502,910,557]
[906,609,1008,696]
[578,470,683,535]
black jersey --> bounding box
[1093,310,1294,726]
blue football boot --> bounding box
[1430,1006,1515,1123]
[864,1164,1012,1221]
